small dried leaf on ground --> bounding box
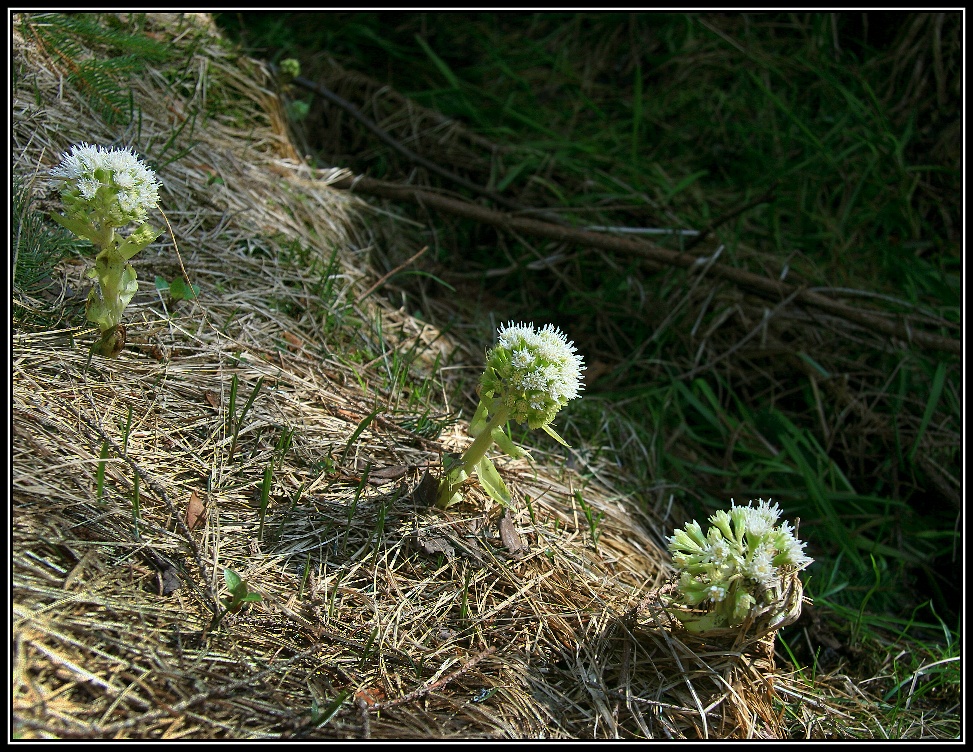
[185,490,206,531]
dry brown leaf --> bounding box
[283,331,304,351]
[498,510,525,555]
[186,491,206,531]
[354,686,386,706]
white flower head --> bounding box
[51,143,161,225]
[706,584,726,602]
[482,321,585,428]
[773,527,814,570]
[745,541,777,585]
[704,528,735,566]
[77,177,101,200]
[736,497,782,537]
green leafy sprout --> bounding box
[155,274,199,304]
[436,321,585,509]
[49,142,163,357]
[667,498,813,633]
[220,568,262,614]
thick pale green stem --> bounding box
[436,404,511,508]
[94,247,127,327]
[459,406,511,477]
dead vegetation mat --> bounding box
[10,13,954,740]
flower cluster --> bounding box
[667,498,812,630]
[481,322,585,429]
[49,143,163,357]
[436,322,585,508]
[51,142,162,229]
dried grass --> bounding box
[12,12,891,740]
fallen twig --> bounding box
[330,174,959,355]
[279,66,565,223]
[367,645,497,712]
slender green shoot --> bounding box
[257,461,273,541]
[298,550,312,600]
[460,566,472,621]
[776,633,810,684]
[358,625,379,668]
[229,375,264,461]
[327,571,343,620]
[574,489,603,551]
[340,410,377,466]
[275,425,294,469]
[908,361,946,463]
[342,462,371,553]
[121,405,134,457]
[852,554,884,645]
[310,690,351,728]
[227,373,238,433]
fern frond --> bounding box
[22,12,171,125]
[28,12,169,61]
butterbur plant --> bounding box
[436,322,585,509]
[666,498,813,633]
[49,142,163,357]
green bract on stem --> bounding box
[49,142,163,358]
[436,322,585,509]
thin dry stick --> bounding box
[330,174,960,355]
[368,645,497,712]
[682,182,779,251]
[279,66,564,222]
[356,696,371,739]
[356,245,428,303]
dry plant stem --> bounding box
[682,182,779,251]
[332,174,959,355]
[357,245,428,303]
[356,696,371,739]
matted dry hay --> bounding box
[13,13,843,739]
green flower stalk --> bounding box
[667,498,812,633]
[50,143,163,357]
[436,322,585,509]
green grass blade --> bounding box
[258,462,273,540]
[908,361,946,464]
[96,441,110,503]
[414,34,460,88]
[341,410,378,466]
[630,59,643,165]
